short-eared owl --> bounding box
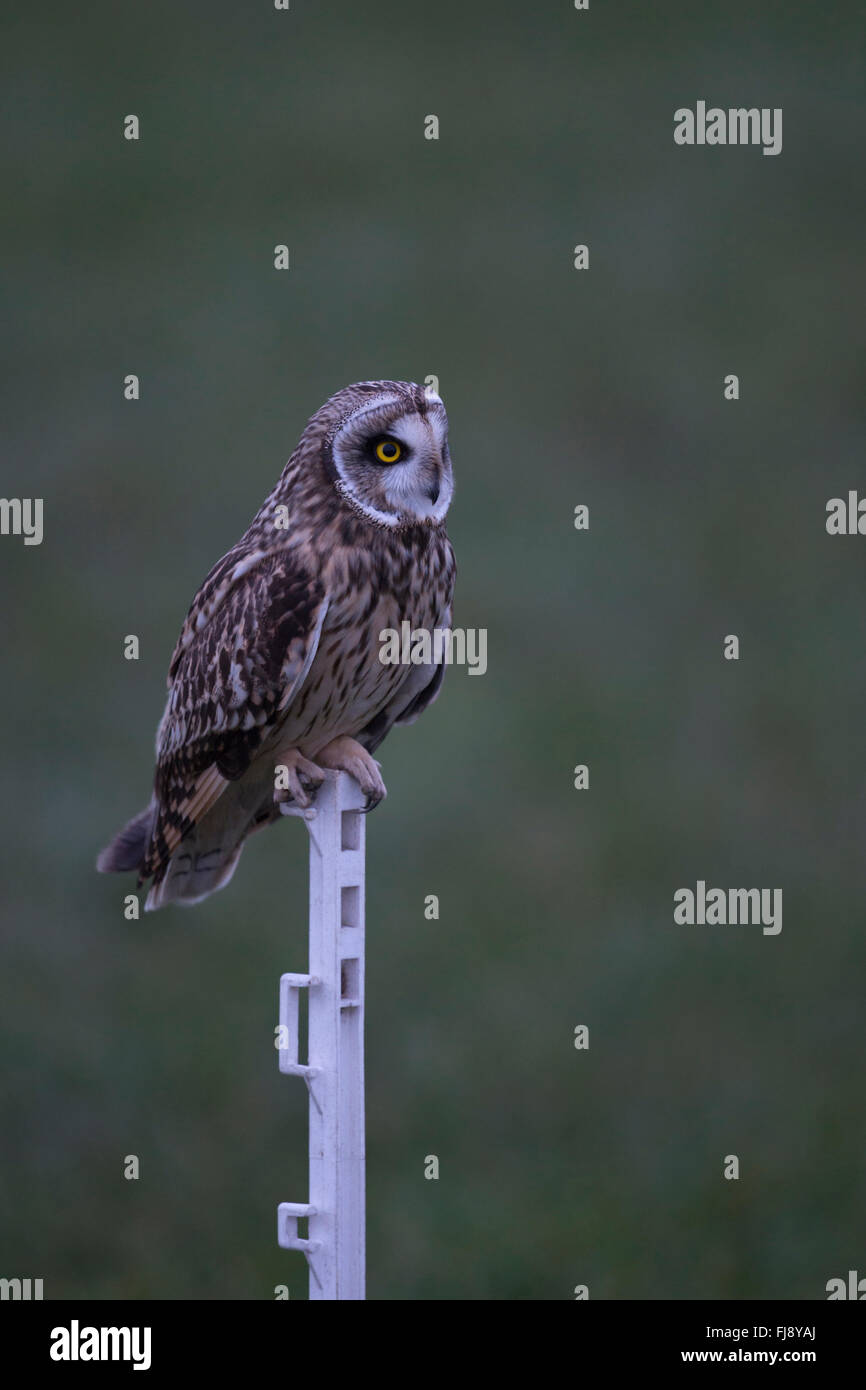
[97,380,456,910]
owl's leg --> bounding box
[272,747,326,809]
[314,735,387,811]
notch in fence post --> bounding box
[277,769,366,1300]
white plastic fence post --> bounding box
[277,770,366,1300]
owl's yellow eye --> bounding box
[375,438,402,464]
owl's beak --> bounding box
[426,435,448,505]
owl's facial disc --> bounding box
[331,394,454,528]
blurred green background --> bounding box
[1,0,865,1299]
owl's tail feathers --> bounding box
[143,839,245,912]
[142,798,279,911]
[96,802,156,875]
[95,798,245,910]
[97,787,279,910]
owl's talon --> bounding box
[360,771,386,813]
[314,736,387,812]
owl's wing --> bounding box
[141,547,328,884]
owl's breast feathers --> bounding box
[140,510,455,888]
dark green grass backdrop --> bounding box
[1,1,864,1298]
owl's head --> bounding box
[318,381,454,529]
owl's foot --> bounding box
[314,736,387,812]
[273,749,326,808]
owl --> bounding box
[97,380,456,910]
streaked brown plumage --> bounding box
[98,380,456,910]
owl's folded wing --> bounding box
[141,548,328,883]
